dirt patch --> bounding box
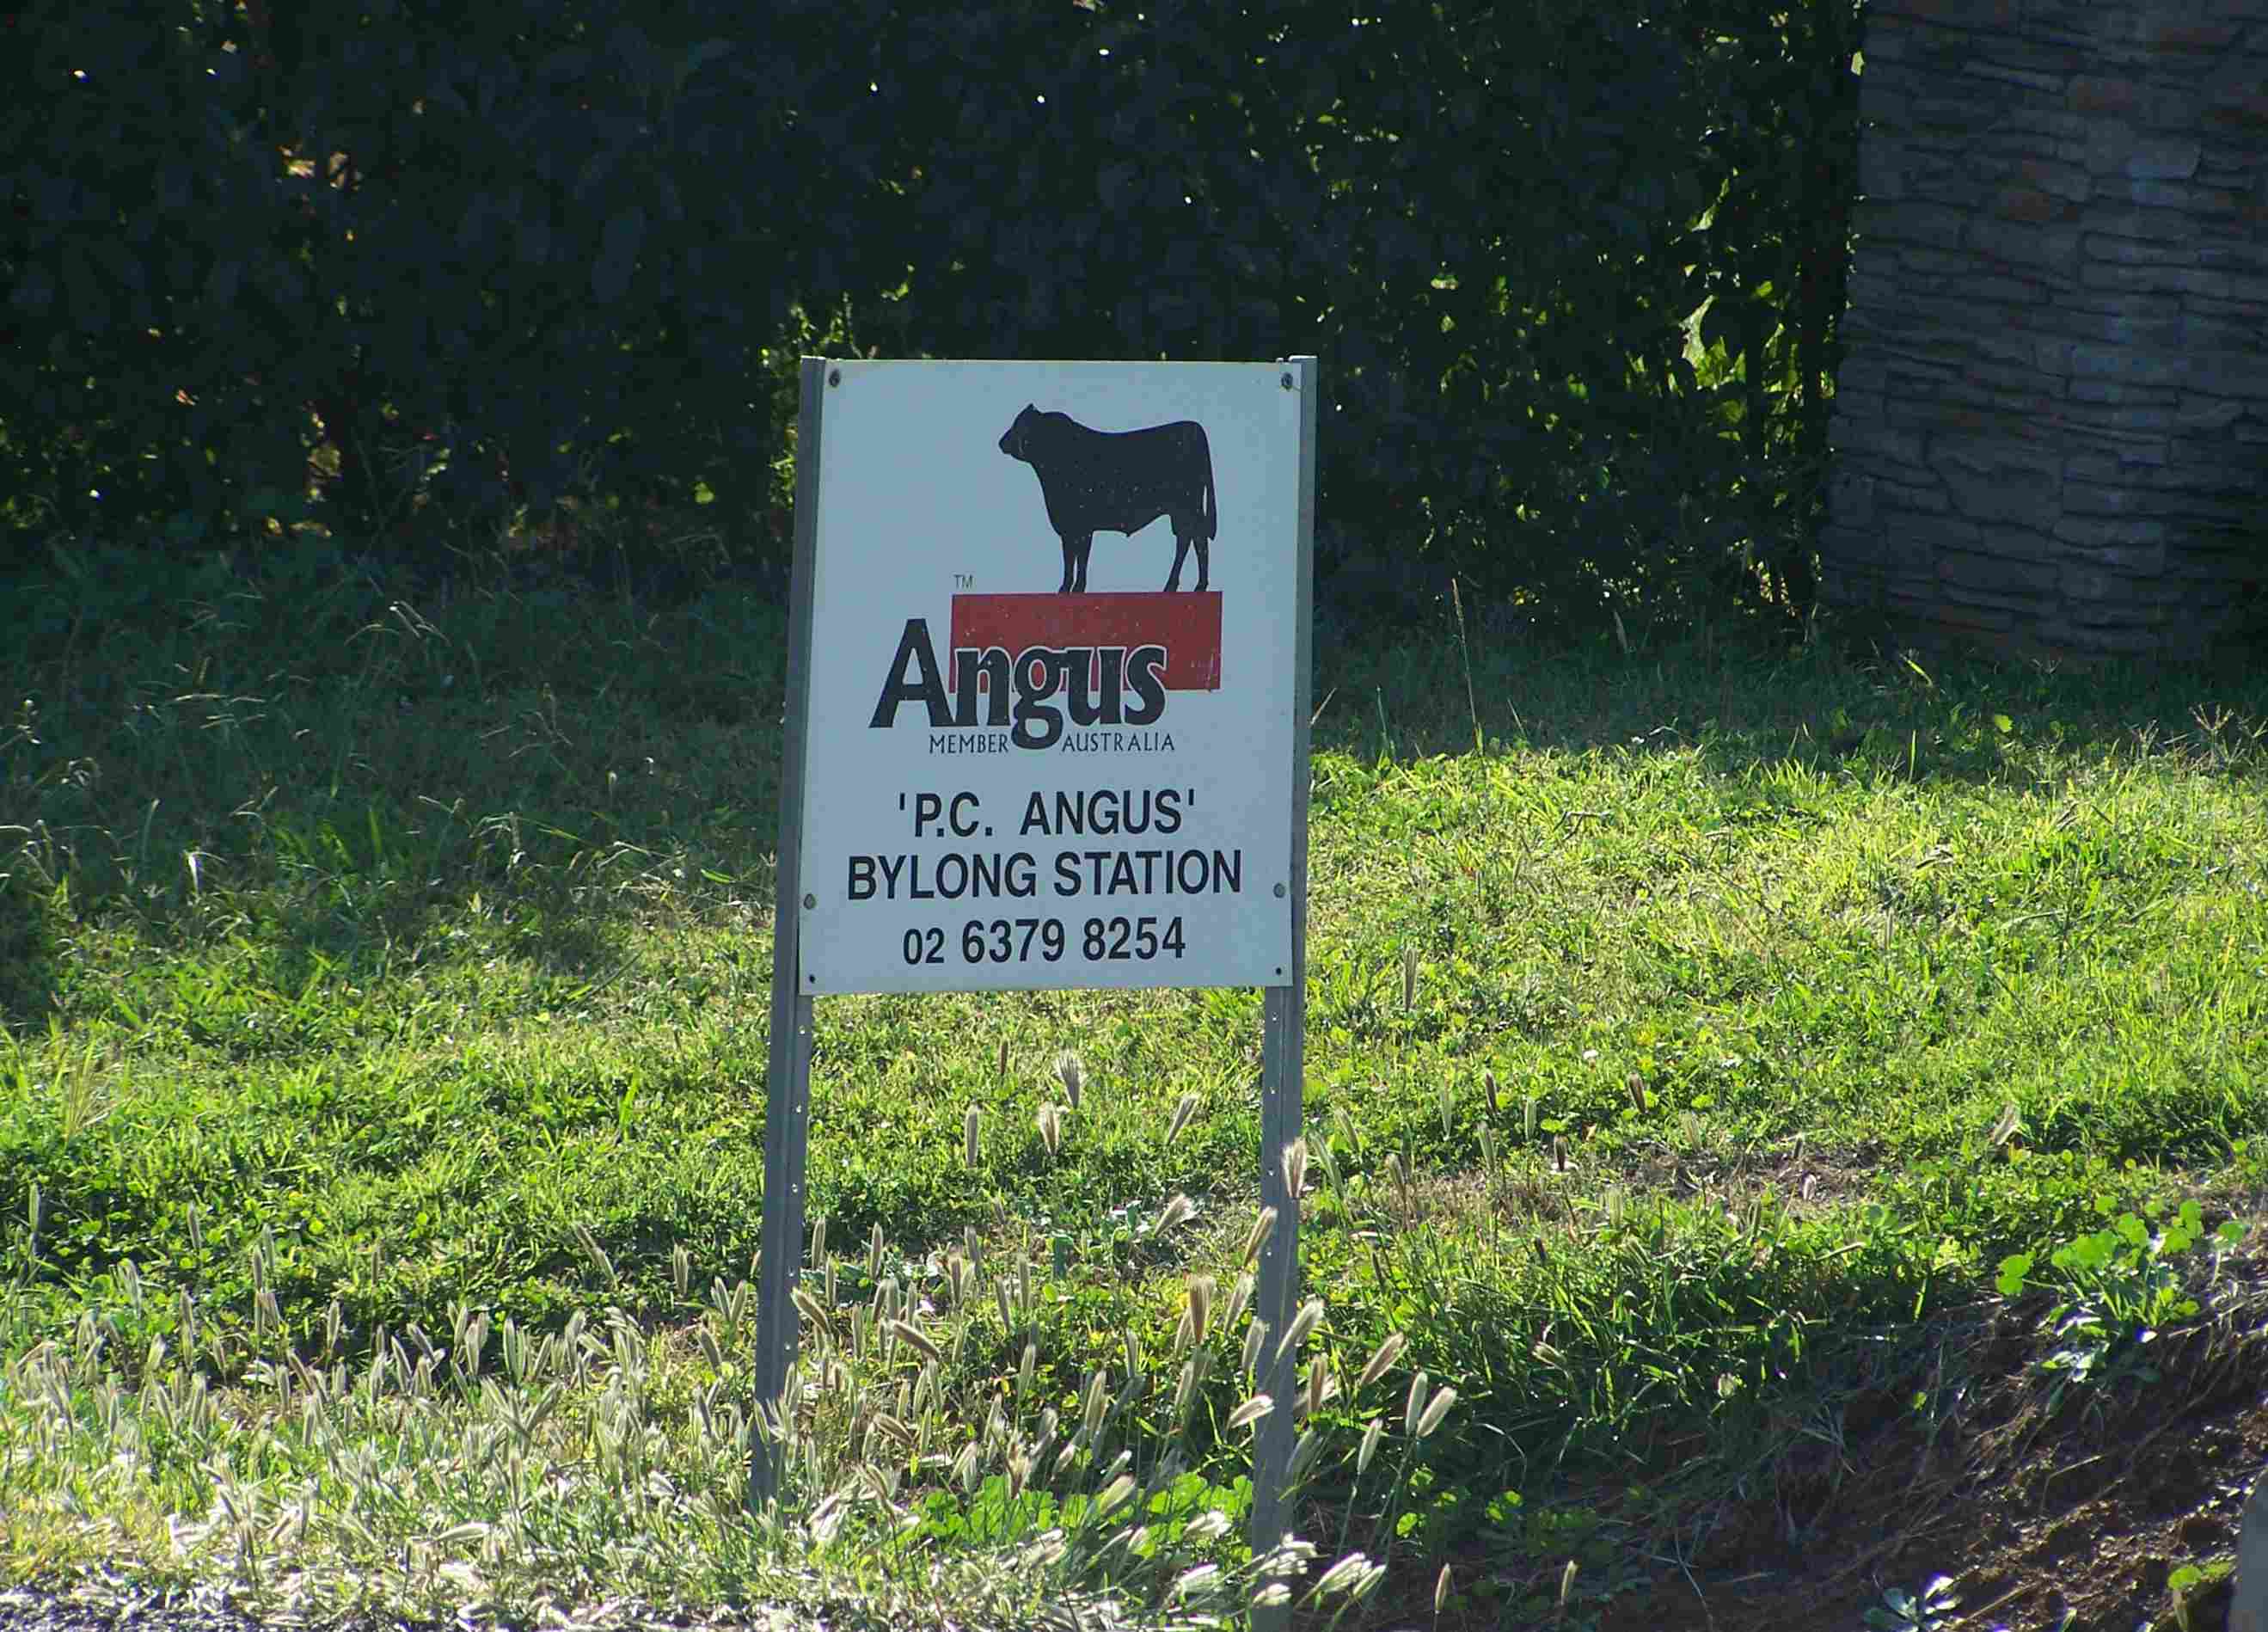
[1605,1349,2265,1632]
[1390,1306,2268,1632]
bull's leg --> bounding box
[1057,533,1077,593]
[1071,533,1094,592]
[1165,532,1191,592]
[1192,537,1209,593]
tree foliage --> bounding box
[1,0,1860,620]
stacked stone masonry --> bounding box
[1824,0,2268,657]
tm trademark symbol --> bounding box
[954,573,974,589]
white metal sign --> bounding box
[757,358,1316,1617]
[795,360,1302,994]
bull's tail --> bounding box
[1198,428,1217,543]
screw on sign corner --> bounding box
[829,369,841,387]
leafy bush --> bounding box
[2,0,811,544]
[3,0,1860,623]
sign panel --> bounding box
[797,361,1301,993]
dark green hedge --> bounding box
[1,0,1860,618]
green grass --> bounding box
[3,553,2265,1628]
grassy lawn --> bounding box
[3,555,2265,1629]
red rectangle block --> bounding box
[950,592,1222,690]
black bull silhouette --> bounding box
[997,405,1217,592]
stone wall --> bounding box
[1821,0,2268,659]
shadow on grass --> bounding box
[15,551,2268,1044]
[1318,598,2268,791]
[0,553,791,1041]
[0,876,63,1030]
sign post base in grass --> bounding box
[751,358,827,1509]
[748,357,1317,1628]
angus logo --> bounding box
[870,593,1223,753]
[998,406,1218,593]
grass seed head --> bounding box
[1094,1472,1136,1518]
[1186,1506,1230,1543]
[1315,1552,1373,1597]
[1281,1138,1308,1200]
[1081,1368,1110,1440]
[1276,1298,1325,1367]
[1174,1357,1199,1416]
[1171,1563,1223,1601]
[1167,1090,1199,1144]
[1241,1316,1269,1381]
[1186,1274,1216,1347]
[888,1319,941,1365]
[1355,1331,1407,1395]
[1404,1369,1431,1433]
[1414,1384,1457,1439]
[1241,1205,1278,1267]
[1224,1272,1254,1333]
[1224,1393,1272,1433]
[1053,1050,1084,1108]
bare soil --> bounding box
[1597,1320,2268,1632]
[1374,1276,2268,1632]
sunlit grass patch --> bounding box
[3,1194,1414,1632]
[7,557,2268,1623]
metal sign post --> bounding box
[751,357,825,1503]
[751,359,1317,1613]
[1249,356,1314,1627]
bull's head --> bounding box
[997,404,1040,461]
